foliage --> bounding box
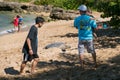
[4,0,120,29]
[4,0,95,10]
[18,0,31,2]
[33,0,120,29]
[33,0,96,10]
[34,0,49,5]
[97,0,120,29]
[4,0,31,2]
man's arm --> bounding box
[74,17,78,29]
[91,20,98,39]
[27,38,33,55]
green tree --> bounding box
[97,0,120,29]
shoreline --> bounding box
[0,24,32,36]
[1,11,120,80]
[0,11,45,36]
[0,20,73,36]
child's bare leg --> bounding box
[31,58,39,74]
[20,61,27,74]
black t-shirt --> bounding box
[22,25,38,54]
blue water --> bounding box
[0,11,36,34]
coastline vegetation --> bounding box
[3,0,120,29]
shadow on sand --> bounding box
[94,28,120,49]
[1,52,120,80]
[52,33,78,38]
[1,28,120,80]
[4,67,19,75]
[52,28,120,49]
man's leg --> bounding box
[87,40,97,68]
[20,53,29,74]
[18,25,20,32]
[79,54,84,68]
[20,61,27,74]
[92,51,97,68]
[78,40,85,68]
[31,58,39,74]
[18,24,22,32]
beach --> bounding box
[0,11,37,35]
[0,20,75,75]
[0,12,120,80]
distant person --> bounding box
[74,5,97,69]
[18,15,23,32]
[13,15,19,31]
[103,22,108,29]
[20,17,45,74]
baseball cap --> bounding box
[78,5,87,11]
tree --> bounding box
[97,0,120,29]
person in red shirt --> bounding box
[13,15,19,31]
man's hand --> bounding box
[29,49,33,55]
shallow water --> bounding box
[0,11,36,34]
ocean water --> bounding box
[0,11,36,35]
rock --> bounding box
[0,2,22,12]
[60,44,71,50]
[0,0,3,2]
[44,42,64,49]
[0,2,77,20]
[0,2,52,13]
[50,7,77,20]
[44,42,71,54]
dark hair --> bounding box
[35,17,45,24]
[79,11,87,15]
[17,15,20,18]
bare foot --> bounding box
[19,71,24,75]
[80,61,85,69]
[31,70,35,75]
[92,63,98,70]
[94,62,98,67]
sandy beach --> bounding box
[0,20,76,75]
[0,12,120,80]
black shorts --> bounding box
[23,53,39,62]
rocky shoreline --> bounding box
[0,2,52,13]
[0,2,78,20]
